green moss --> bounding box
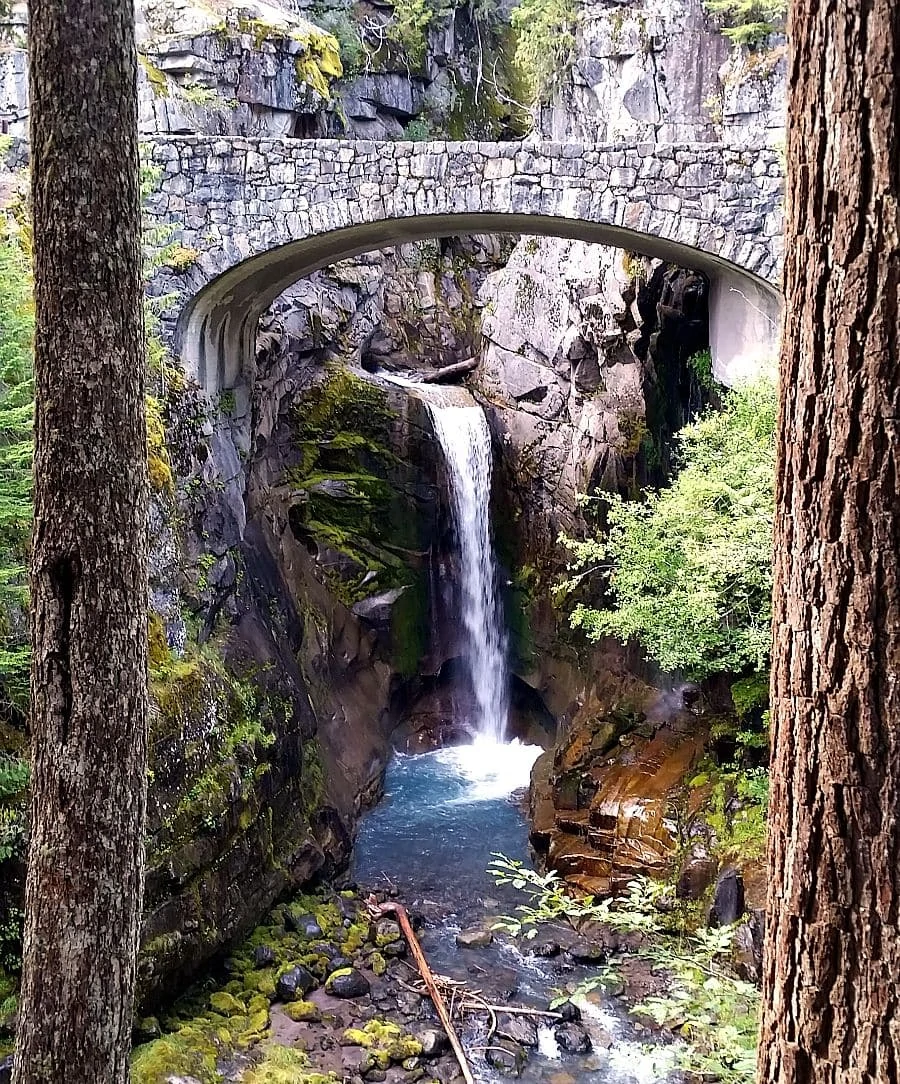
[243,1045,339,1084]
[235,15,342,99]
[146,395,174,494]
[139,53,170,97]
[343,1020,422,1063]
[731,671,769,718]
[209,991,246,1015]
[162,243,201,273]
[148,612,170,671]
[340,921,368,957]
[369,951,387,977]
[132,1025,222,1084]
[284,999,320,1022]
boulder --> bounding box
[253,945,277,969]
[276,964,316,1002]
[417,1029,449,1058]
[326,967,371,998]
[455,928,493,948]
[568,940,605,964]
[554,1022,592,1055]
[485,1039,526,1075]
[286,911,324,939]
[497,1015,538,1047]
[709,868,746,927]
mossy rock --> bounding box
[242,1043,340,1084]
[369,951,387,977]
[131,1025,221,1084]
[284,999,321,1022]
[342,1020,422,1063]
[209,991,246,1016]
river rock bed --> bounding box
[131,880,678,1084]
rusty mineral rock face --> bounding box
[530,705,708,895]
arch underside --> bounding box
[179,212,782,394]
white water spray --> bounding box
[426,403,510,744]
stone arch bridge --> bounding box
[144,136,784,394]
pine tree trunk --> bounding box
[13,1,147,1081]
[758,3,900,1082]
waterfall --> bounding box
[426,402,510,744]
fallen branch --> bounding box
[373,900,477,1084]
[421,357,479,383]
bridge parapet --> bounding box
[143,136,783,392]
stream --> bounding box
[352,742,670,1084]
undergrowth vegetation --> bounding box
[703,0,787,44]
[488,856,760,1083]
[561,380,777,680]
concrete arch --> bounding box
[144,137,784,393]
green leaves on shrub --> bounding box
[563,380,777,679]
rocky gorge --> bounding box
[0,0,783,1079]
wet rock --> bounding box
[365,1070,387,1081]
[276,964,316,1001]
[382,939,407,958]
[732,911,765,983]
[497,1015,539,1047]
[676,853,718,901]
[485,1039,526,1075]
[0,1056,12,1084]
[491,967,520,1001]
[529,940,560,959]
[568,940,605,964]
[134,1015,162,1042]
[397,991,424,1017]
[553,1022,592,1054]
[456,928,493,948]
[253,944,277,968]
[417,1029,449,1058]
[557,1001,582,1023]
[376,919,402,944]
[327,967,371,998]
[287,912,324,939]
[709,867,746,926]
[329,954,355,971]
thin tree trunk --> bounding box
[13,1,147,1081]
[758,3,900,1083]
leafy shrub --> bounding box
[0,239,34,712]
[562,380,777,679]
[704,0,787,45]
[510,0,577,103]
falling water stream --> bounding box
[423,400,510,744]
[354,378,670,1083]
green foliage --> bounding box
[510,0,577,103]
[730,671,769,718]
[703,0,787,44]
[703,767,769,861]
[494,863,760,1082]
[403,116,437,141]
[687,347,714,390]
[0,239,34,713]
[637,925,760,1083]
[563,380,777,679]
[310,6,365,75]
[385,0,440,68]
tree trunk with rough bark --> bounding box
[758,3,900,1083]
[13,1,147,1081]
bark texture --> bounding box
[13,2,147,1082]
[759,2,900,1083]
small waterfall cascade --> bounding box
[425,399,510,744]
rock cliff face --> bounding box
[0,0,784,1011]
